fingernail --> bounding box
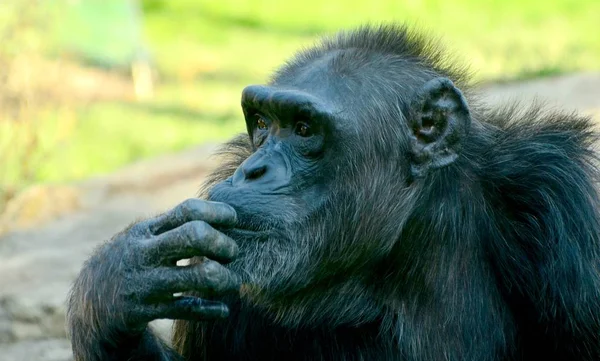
[196,303,229,319]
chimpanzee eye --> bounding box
[295,122,312,137]
[256,116,268,130]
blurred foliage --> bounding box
[142,0,600,81]
[0,0,71,209]
[52,0,147,68]
[1,0,599,213]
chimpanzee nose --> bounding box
[231,154,272,186]
[243,163,267,181]
[230,148,291,188]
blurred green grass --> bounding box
[2,0,600,191]
[143,0,600,81]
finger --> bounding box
[145,260,241,298]
[144,296,230,321]
[149,199,237,235]
[146,221,239,264]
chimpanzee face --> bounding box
[207,50,471,326]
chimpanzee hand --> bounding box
[67,199,241,360]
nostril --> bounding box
[243,164,267,181]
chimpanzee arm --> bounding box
[71,328,182,361]
[67,199,241,361]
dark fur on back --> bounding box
[173,24,600,361]
[482,106,600,359]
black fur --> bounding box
[176,25,600,360]
[68,24,600,361]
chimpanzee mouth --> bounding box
[221,212,283,242]
[223,227,271,242]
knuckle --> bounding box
[180,198,203,215]
[174,199,191,220]
[127,220,145,235]
[104,236,137,262]
[135,241,152,260]
[187,220,211,241]
[200,259,222,273]
[117,222,146,241]
[196,260,231,289]
[136,234,157,254]
[118,225,154,251]
[179,198,192,211]
[134,236,164,266]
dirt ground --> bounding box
[1,72,600,361]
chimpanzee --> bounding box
[67,24,600,361]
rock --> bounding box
[0,185,81,237]
[0,292,68,342]
[479,72,600,113]
[2,339,73,361]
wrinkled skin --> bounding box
[67,199,242,360]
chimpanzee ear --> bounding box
[408,77,471,178]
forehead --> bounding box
[271,53,346,103]
[271,49,414,111]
